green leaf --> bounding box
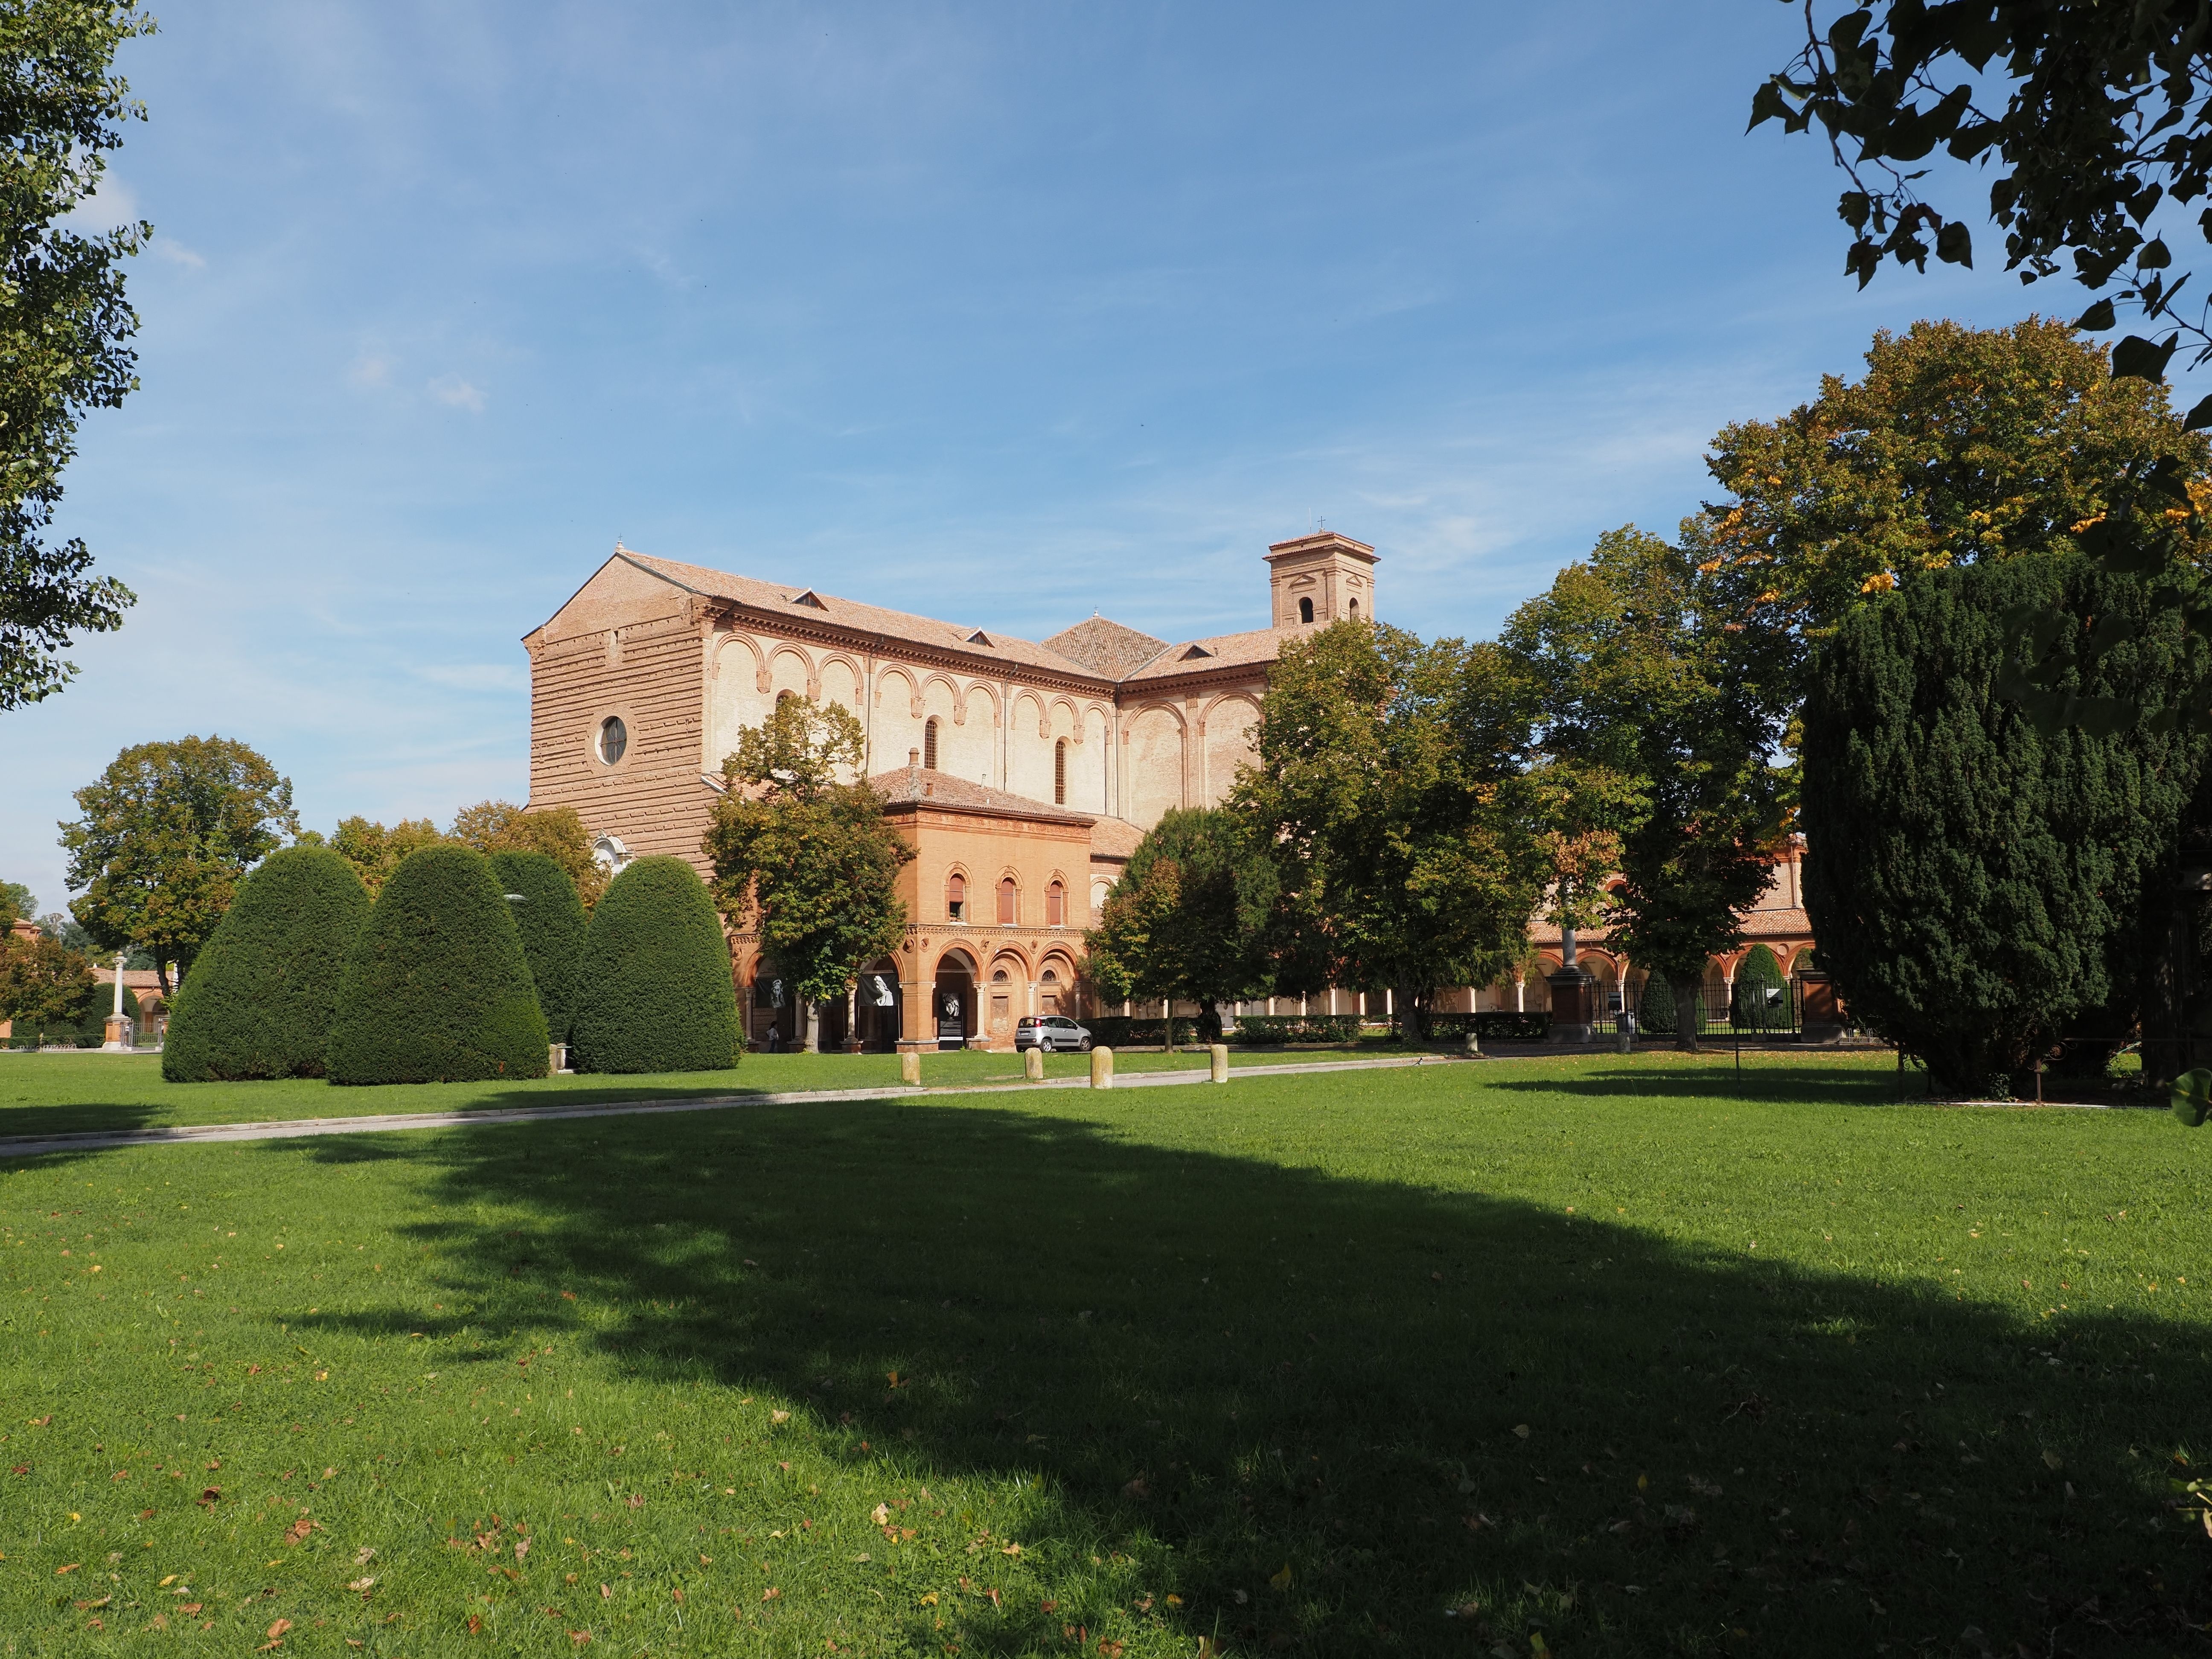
[1747,80,1792,132]
[2184,393,2212,431]
[2138,236,2173,270]
[1935,220,1973,267]
[2074,298,2116,332]
[2110,333,2180,383]
[2171,1067,2212,1127]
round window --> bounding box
[597,716,628,764]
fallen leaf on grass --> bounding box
[466,1615,482,1634]
[872,1504,890,1525]
[55,1564,79,1575]
[1513,1425,1531,1439]
[1000,1542,1022,1557]
[1270,1564,1292,1591]
[347,1577,375,1592]
[770,1410,789,1425]
[762,1587,780,1601]
[283,1518,313,1545]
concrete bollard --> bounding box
[1025,1047,1044,1082]
[1210,1042,1229,1083]
[1463,1030,1481,1057]
[900,1050,921,1086]
[1091,1046,1114,1089]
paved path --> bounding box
[0,1054,1455,1160]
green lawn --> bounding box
[1,1053,2206,1657]
[0,1047,1335,1140]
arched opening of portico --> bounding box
[1039,952,1078,1018]
[855,957,902,1052]
[932,949,977,1050]
[986,949,1030,1046]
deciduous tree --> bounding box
[1693,318,2209,710]
[1505,528,1784,1050]
[1234,621,1541,1039]
[1085,806,1278,1042]
[60,735,298,992]
[0,928,93,1045]
[701,695,913,1051]
[0,1,154,710]
[451,800,608,911]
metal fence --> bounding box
[1595,976,1808,1039]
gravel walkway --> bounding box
[0,1053,1456,1160]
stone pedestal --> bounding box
[1799,971,1844,1044]
[102,1014,132,1052]
[1090,1047,1115,1089]
[1209,1043,1229,1083]
[1548,966,1597,1044]
[1024,1048,1044,1082]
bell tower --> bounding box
[1265,531,1378,629]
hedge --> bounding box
[489,850,587,1042]
[1220,1013,1363,1045]
[568,856,741,1074]
[1730,945,1792,1032]
[162,846,372,1080]
[1426,1011,1550,1042]
[325,845,550,1085]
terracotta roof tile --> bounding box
[622,552,1109,681]
[869,768,1094,825]
[1041,616,1170,678]
[1087,816,1146,861]
[1119,625,1300,683]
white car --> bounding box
[1014,1015,1092,1053]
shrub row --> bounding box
[164,844,739,1085]
[1220,1013,1363,1045]
[1424,1011,1551,1042]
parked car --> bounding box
[1014,1014,1092,1053]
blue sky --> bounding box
[2,1,2175,912]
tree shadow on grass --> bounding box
[299,1101,2210,1658]
[1488,1059,1913,1109]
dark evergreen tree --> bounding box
[569,856,741,1075]
[489,850,586,1043]
[161,845,370,1080]
[1802,553,2205,1096]
[325,845,549,1086]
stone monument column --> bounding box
[1547,926,1596,1045]
[101,955,131,1051]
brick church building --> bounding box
[523,531,1815,1050]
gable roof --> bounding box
[546,548,1292,687]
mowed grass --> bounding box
[1,1054,2207,1658]
[0,1047,1328,1139]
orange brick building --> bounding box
[523,531,1819,1049]
[523,531,1375,1050]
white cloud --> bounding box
[62,173,140,232]
[348,350,395,388]
[153,237,207,270]
[428,373,484,412]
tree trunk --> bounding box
[1399,985,1428,1042]
[1672,978,1702,1053]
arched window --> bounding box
[1046,879,1065,926]
[997,876,1017,925]
[946,871,966,922]
[1054,739,1067,805]
[1348,598,1360,618]
[923,717,939,771]
[1298,596,1314,624]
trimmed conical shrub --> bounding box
[1730,944,1790,1032]
[569,856,740,1074]
[1636,969,1676,1036]
[163,846,372,1080]
[325,844,550,1085]
[489,850,587,1042]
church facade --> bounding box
[521,530,1817,1049]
